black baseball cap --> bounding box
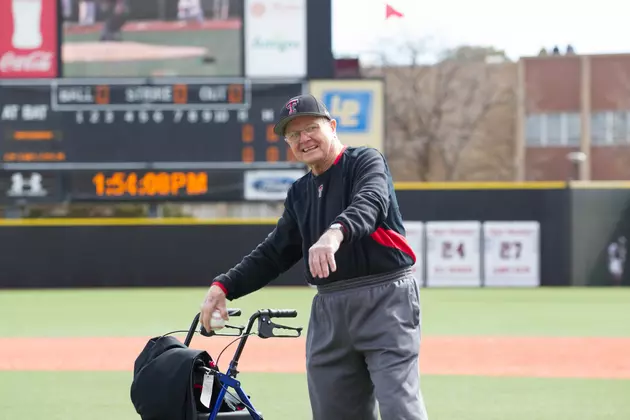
[273,94,332,136]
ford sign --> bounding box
[252,176,295,193]
[244,170,306,200]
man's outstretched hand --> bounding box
[200,284,229,333]
[308,228,343,279]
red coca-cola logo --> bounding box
[0,0,58,78]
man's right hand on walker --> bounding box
[200,284,229,333]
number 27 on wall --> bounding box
[500,241,522,259]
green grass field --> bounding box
[1,287,629,419]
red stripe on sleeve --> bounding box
[370,227,416,263]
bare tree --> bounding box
[364,41,517,181]
[436,59,517,180]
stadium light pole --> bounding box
[566,151,587,182]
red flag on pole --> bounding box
[385,4,404,19]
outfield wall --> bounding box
[0,220,302,289]
[395,183,571,287]
[0,182,582,289]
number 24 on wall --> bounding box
[441,241,465,259]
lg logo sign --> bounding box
[7,172,47,197]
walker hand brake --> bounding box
[257,314,303,339]
[200,324,245,337]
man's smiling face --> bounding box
[284,116,338,166]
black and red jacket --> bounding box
[214,146,416,300]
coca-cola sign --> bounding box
[0,0,58,78]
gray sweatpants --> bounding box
[306,267,429,420]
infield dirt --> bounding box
[1,336,629,379]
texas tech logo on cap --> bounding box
[286,99,299,115]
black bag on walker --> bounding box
[130,335,213,420]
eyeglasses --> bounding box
[285,124,320,144]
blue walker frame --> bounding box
[183,309,303,420]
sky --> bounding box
[331,0,630,64]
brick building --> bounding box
[365,51,630,182]
[518,53,630,181]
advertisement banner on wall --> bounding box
[308,79,384,152]
[244,0,306,78]
[403,221,425,283]
[425,221,482,287]
[0,0,58,78]
[244,169,306,201]
[483,221,540,287]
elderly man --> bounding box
[200,94,429,420]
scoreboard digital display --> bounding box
[52,82,249,110]
[89,171,209,198]
[0,168,256,203]
[68,169,247,201]
[0,79,303,165]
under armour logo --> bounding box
[286,99,299,115]
[318,184,323,198]
[8,172,47,197]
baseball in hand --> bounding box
[210,310,225,330]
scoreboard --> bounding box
[0,79,307,204]
[0,79,304,165]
